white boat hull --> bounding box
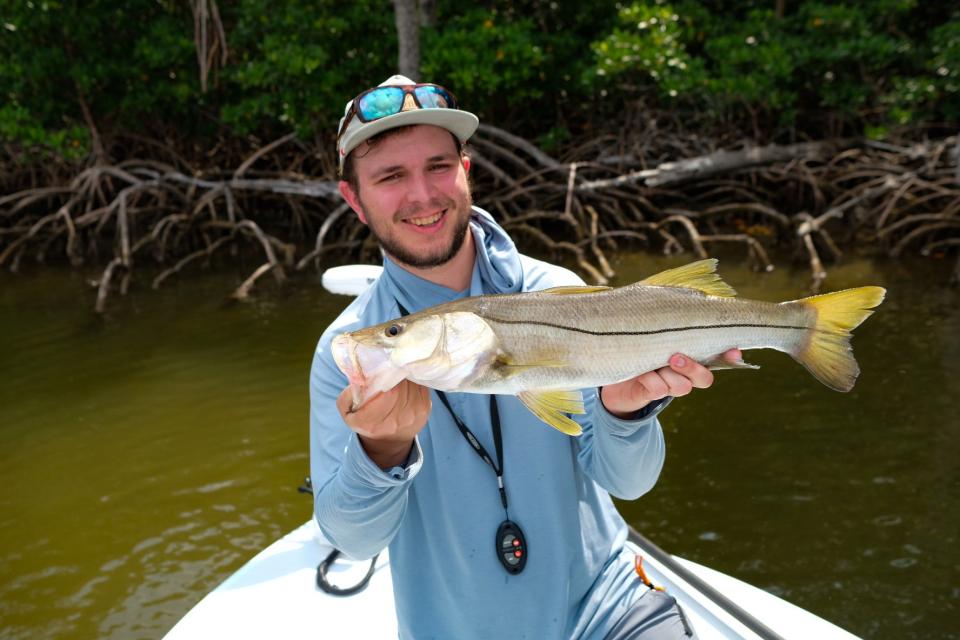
[163,520,860,640]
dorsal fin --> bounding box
[537,284,612,295]
[639,259,737,297]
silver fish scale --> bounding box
[458,283,815,394]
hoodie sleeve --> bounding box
[309,335,423,561]
[574,388,670,501]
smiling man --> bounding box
[310,75,736,639]
[339,124,476,290]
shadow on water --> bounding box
[0,253,957,639]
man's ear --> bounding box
[461,156,471,173]
[338,180,367,224]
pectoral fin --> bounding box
[517,389,585,436]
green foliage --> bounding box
[592,4,706,98]
[0,0,397,157]
[929,16,960,118]
[701,9,797,113]
[791,2,910,120]
[219,0,396,138]
[885,13,960,124]
[590,0,958,134]
[421,9,547,117]
[0,0,198,157]
[0,0,956,160]
[422,1,621,130]
[0,102,88,160]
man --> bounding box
[310,75,739,639]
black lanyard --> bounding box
[434,391,508,511]
[395,299,527,574]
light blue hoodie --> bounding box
[310,207,670,639]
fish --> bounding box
[331,259,886,436]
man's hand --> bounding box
[336,379,432,469]
[601,349,742,419]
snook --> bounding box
[331,260,886,435]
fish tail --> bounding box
[792,286,886,391]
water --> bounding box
[0,254,957,639]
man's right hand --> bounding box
[336,379,432,470]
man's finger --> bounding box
[667,353,715,389]
[658,367,694,396]
[636,371,668,400]
[336,386,356,415]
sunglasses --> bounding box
[337,83,460,142]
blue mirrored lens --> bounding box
[414,85,455,109]
[357,87,404,120]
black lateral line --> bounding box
[486,317,808,337]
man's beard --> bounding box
[360,191,473,269]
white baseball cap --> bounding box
[336,75,479,174]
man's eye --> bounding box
[380,174,400,183]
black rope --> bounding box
[301,476,379,597]
[315,549,379,597]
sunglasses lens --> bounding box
[357,87,405,121]
[414,85,456,109]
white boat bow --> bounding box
[164,520,860,640]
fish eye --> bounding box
[385,324,402,338]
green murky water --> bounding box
[0,254,957,639]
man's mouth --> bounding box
[406,209,446,227]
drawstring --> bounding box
[634,554,666,592]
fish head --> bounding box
[331,311,497,410]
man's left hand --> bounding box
[601,349,742,419]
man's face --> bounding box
[339,125,473,270]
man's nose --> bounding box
[405,171,436,205]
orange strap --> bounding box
[634,555,666,592]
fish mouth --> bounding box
[331,334,364,386]
[331,334,366,409]
[331,333,408,411]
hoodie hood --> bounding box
[468,206,523,295]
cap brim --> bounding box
[339,109,479,169]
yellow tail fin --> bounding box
[794,286,886,391]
